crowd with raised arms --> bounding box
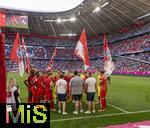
[22,69,108,115]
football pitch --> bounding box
[7,72,150,128]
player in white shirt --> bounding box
[85,72,97,114]
[56,74,68,115]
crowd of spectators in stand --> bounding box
[5,23,150,73]
[6,57,150,73]
[124,53,150,62]
[5,34,150,59]
[114,58,150,72]
[111,34,150,54]
[108,22,150,42]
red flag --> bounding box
[103,33,114,76]
[22,37,30,73]
[75,29,90,70]
[10,33,21,63]
[10,33,22,63]
[0,12,6,27]
[10,33,24,77]
[0,33,6,103]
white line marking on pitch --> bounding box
[107,103,129,113]
[50,110,150,122]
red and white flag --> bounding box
[10,33,24,77]
[103,33,114,76]
[75,29,90,70]
[22,37,30,73]
[47,46,57,71]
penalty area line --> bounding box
[50,110,150,122]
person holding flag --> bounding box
[98,33,114,111]
[99,70,107,111]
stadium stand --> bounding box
[5,24,150,75]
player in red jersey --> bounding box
[31,81,39,103]
[42,72,56,111]
[24,69,35,103]
[36,71,45,103]
[99,70,107,111]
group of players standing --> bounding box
[24,69,108,115]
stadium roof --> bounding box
[1,0,150,36]
[0,0,84,13]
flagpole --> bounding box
[21,35,25,73]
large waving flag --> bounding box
[103,33,114,76]
[10,33,24,77]
[75,29,90,70]
[22,37,30,73]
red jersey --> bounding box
[43,77,52,90]
[33,77,43,88]
[27,76,35,91]
[64,75,72,94]
[100,76,107,90]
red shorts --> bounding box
[100,89,106,98]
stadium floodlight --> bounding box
[137,13,150,20]
[93,7,101,13]
[101,2,109,8]
[68,33,73,36]
[62,19,67,22]
[69,17,76,22]
[60,33,77,36]
[56,18,62,23]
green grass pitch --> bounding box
[7,72,150,128]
